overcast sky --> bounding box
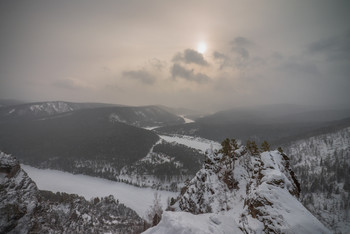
[0,0,349,111]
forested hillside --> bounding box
[285,127,350,233]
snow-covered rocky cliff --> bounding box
[145,145,330,233]
[0,152,145,233]
[0,153,39,233]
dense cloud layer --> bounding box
[173,49,209,66]
[0,0,349,111]
[171,64,210,83]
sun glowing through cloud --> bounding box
[197,42,207,54]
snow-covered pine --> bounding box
[145,192,163,226]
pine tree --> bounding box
[230,139,239,150]
[152,213,161,226]
[229,138,238,165]
[146,192,163,226]
[277,147,284,154]
[261,141,270,152]
[219,138,234,169]
[251,141,259,155]
[246,140,259,155]
[246,140,252,154]
[220,138,232,156]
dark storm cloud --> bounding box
[230,36,254,59]
[212,36,260,71]
[172,49,209,66]
[308,30,350,62]
[231,37,254,48]
[171,63,210,83]
[213,51,232,70]
[123,69,156,85]
[213,51,228,60]
[213,36,261,70]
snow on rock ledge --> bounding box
[163,147,331,233]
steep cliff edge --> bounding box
[146,144,330,233]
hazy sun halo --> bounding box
[197,42,207,54]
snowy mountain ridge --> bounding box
[0,101,185,128]
[0,101,82,119]
[146,145,330,233]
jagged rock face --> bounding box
[0,152,39,233]
[0,152,145,233]
[34,192,145,234]
[176,148,300,215]
[240,151,301,233]
[174,148,330,233]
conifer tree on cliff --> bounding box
[261,141,270,152]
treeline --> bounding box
[153,141,205,174]
[217,138,273,157]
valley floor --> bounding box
[21,164,177,218]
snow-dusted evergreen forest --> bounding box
[286,127,350,233]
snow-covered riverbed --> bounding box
[159,134,221,153]
[21,165,177,218]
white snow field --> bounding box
[159,134,221,153]
[21,165,177,218]
[144,208,330,234]
[178,115,195,123]
[143,211,242,234]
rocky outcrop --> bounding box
[34,192,145,234]
[172,146,330,233]
[0,152,39,233]
[0,152,145,233]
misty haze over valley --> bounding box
[1,1,350,233]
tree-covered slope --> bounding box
[285,127,350,233]
[0,108,160,172]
